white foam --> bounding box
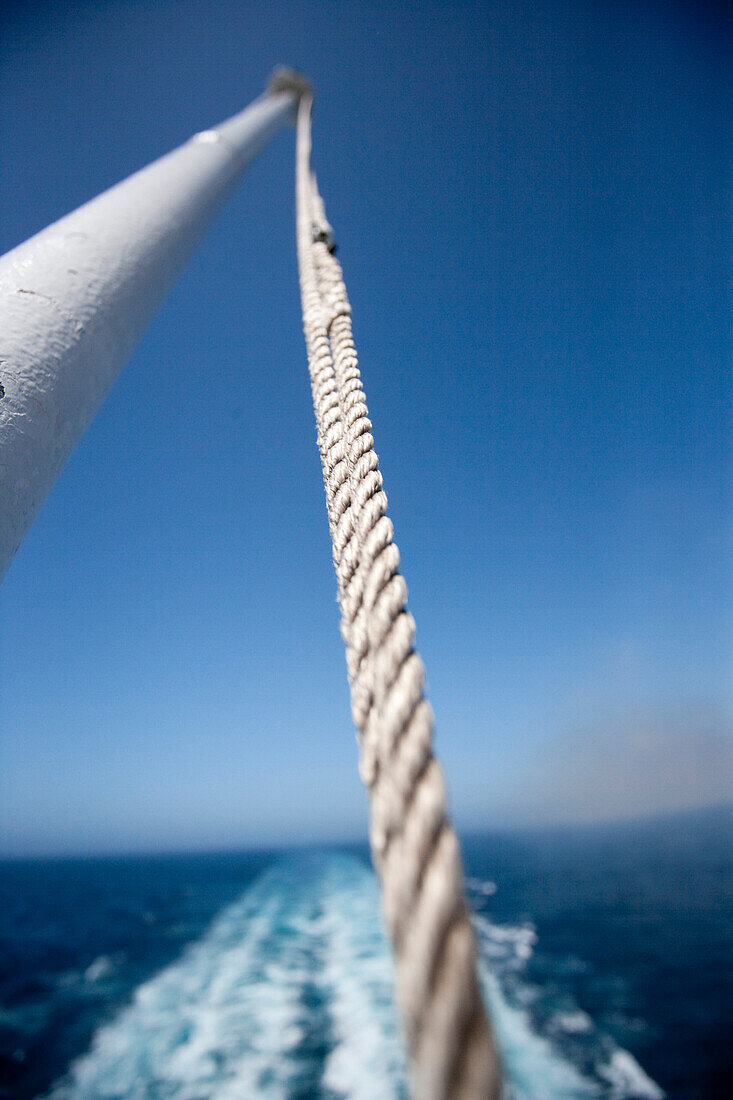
[45,857,407,1100]
[473,913,538,965]
[45,869,321,1098]
[472,913,665,1100]
[597,1048,665,1099]
[83,956,114,983]
[479,963,602,1099]
[466,876,498,897]
[552,1010,594,1034]
[317,858,407,1098]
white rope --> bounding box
[295,96,501,1100]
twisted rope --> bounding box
[295,97,501,1100]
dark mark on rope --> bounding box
[312,226,337,253]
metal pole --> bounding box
[0,72,307,580]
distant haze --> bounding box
[492,706,733,828]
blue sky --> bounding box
[1,0,730,856]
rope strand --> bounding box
[295,96,501,1100]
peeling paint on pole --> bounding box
[0,86,298,580]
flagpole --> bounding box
[0,70,308,580]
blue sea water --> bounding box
[0,806,730,1099]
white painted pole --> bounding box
[0,74,306,580]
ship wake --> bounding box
[46,853,663,1100]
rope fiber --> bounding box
[295,97,502,1099]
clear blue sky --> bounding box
[1,0,730,856]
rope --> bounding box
[295,96,501,1100]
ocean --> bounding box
[1,806,730,1099]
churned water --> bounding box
[1,806,730,1098]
